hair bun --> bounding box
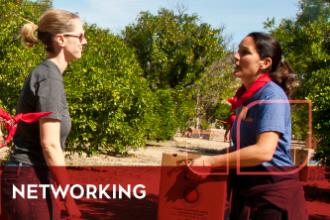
[20,22,39,47]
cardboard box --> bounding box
[158,153,227,220]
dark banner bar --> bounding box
[0,166,329,220]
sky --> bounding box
[53,0,300,47]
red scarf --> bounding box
[0,108,51,148]
[226,73,272,127]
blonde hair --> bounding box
[20,9,80,52]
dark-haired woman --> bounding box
[2,9,87,219]
[189,32,307,220]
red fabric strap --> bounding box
[0,108,51,148]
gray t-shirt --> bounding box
[11,60,71,166]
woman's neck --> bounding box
[47,53,68,74]
[242,73,262,89]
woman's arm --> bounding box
[39,119,65,166]
[192,131,280,168]
[39,119,81,217]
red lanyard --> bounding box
[227,73,271,127]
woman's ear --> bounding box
[54,34,65,48]
[260,57,272,72]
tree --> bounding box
[195,53,238,127]
[265,0,330,165]
[123,8,233,131]
[123,8,227,89]
[0,0,52,113]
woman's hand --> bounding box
[64,196,81,218]
[185,156,213,182]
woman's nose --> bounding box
[234,52,240,63]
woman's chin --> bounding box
[69,53,82,62]
[233,71,242,78]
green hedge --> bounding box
[65,25,156,154]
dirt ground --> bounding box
[64,136,230,166]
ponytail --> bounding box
[20,22,39,48]
[269,60,297,97]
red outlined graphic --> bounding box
[186,100,312,177]
[236,100,312,175]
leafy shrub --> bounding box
[65,25,155,155]
[144,89,178,140]
[0,0,47,113]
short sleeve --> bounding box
[36,78,65,121]
[255,101,289,135]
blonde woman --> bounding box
[2,9,87,219]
